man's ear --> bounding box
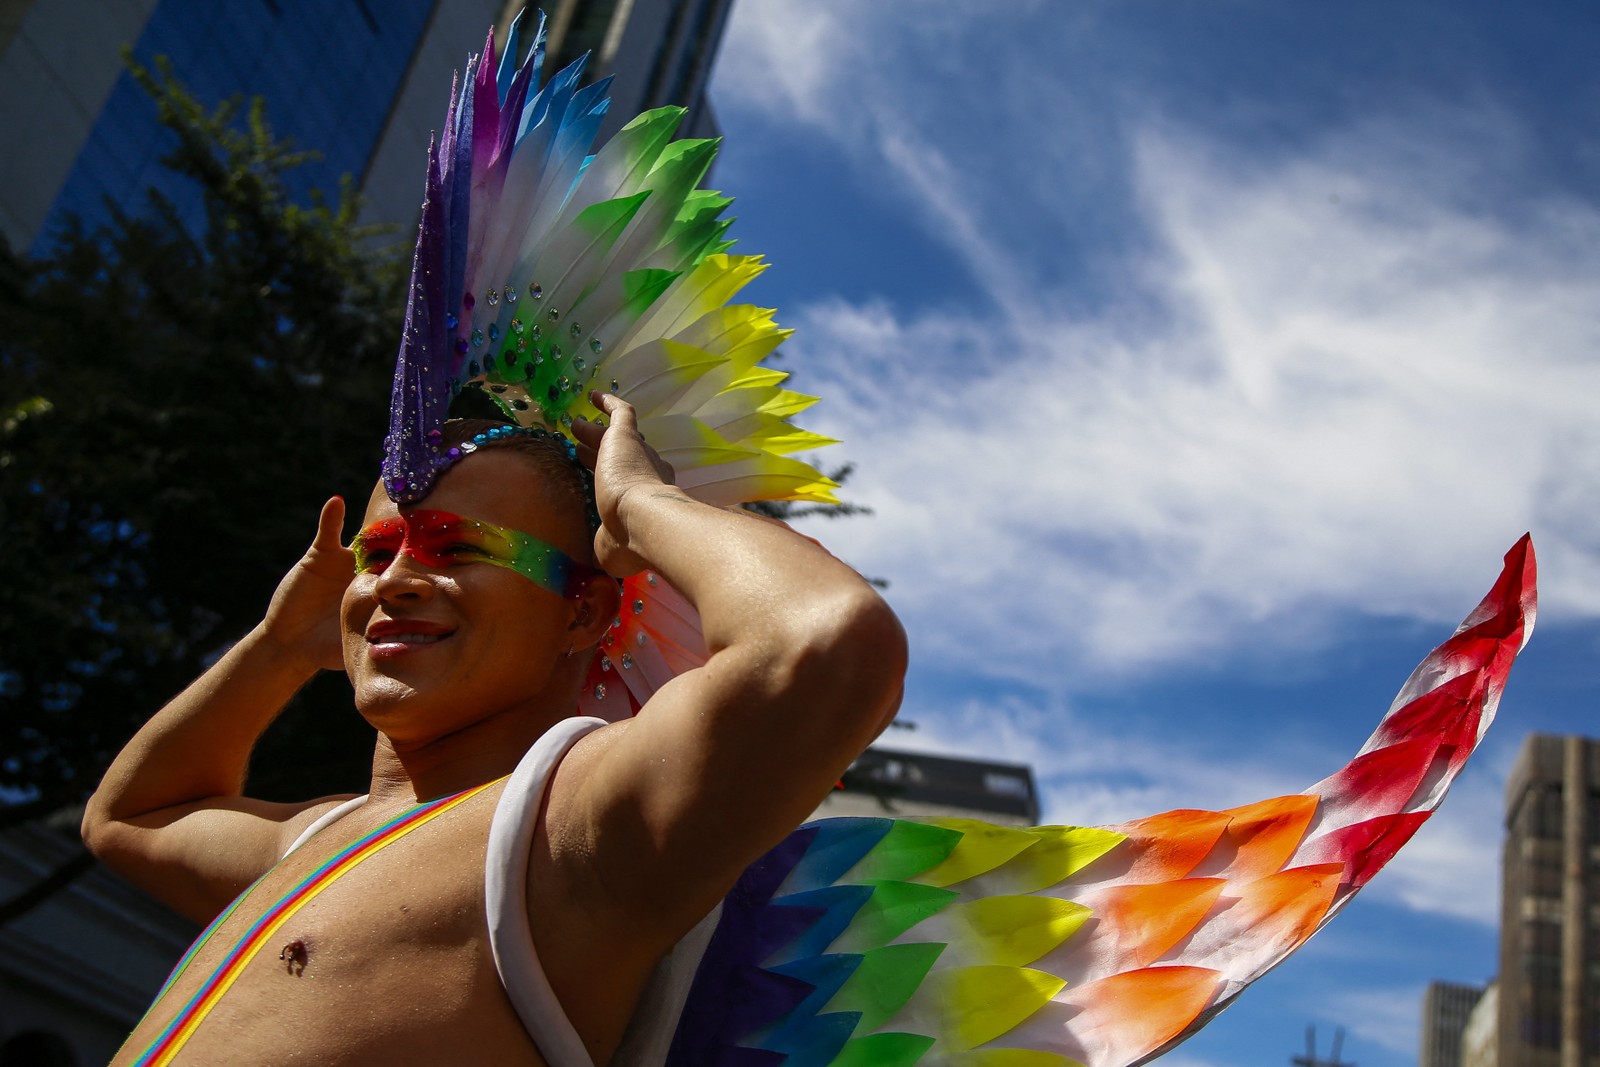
[570,574,622,649]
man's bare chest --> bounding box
[258,807,492,973]
[116,787,541,1066]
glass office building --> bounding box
[3,0,734,255]
[1,0,525,254]
[23,0,433,253]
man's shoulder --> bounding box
[504,715,618,845]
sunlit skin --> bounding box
[100,452,619,1067]
[83,393,907,1067]
[342,450,614,779]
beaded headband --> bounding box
[382,11,842,718]
[433,423,601,533]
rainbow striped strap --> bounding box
[131,779,499,1067]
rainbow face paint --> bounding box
[352,510,590,596]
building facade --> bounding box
[537,0,734,142]
[1422,980,1487,1067]
[0,818,195,1066]
[1497,733,1600,1067]
[1,0,731,255]
[812,745,1042,827]
[1462,982,1499,1067]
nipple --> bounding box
[279,938,308,976]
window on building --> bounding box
[547,0,620,79]
[1515,783,1565,841]
[1532,850,1564,897]
[983,771,1031,800]
[1528,918,1563,956]
[1523,1011,1561,1049]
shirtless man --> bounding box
[82,393,907,1065]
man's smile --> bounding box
[365,619,455,656]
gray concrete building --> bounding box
[1496,733,1600,1067]
[0,816,194,1066]
[1463,981,1498,1067]
[1422,979,1486,1067]
[812,745,1042,827]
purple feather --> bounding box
[380,13,617,503]
[666,827,845,1064]
[382,134,451,502]
[472,28,501,175]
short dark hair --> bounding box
[438,419,598,563]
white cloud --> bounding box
[715,0,1574,944]
[1319,986,1426,1056]
[718,5,1597,679]
[714,0,925,131]
[786,118,1600,679]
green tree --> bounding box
[0,55,890,853]
[0,59,406,825]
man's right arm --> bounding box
[81,498,357,922]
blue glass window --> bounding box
[34,0,437,253]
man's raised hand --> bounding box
[261,496,354,673]
[572,392,677,577]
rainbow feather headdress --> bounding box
[383,12,836,718]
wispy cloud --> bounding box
[718,0,1572,945]
[714,0,849,126]
[721,2,1599,681]
[1319,985,1427,1055]
[783,118,1600,679]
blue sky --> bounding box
[708,3,1600,1065]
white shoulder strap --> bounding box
[485,716,609,1067]
[282,794,368,858]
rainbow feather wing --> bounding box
[668,536,1535,1067]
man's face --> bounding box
[341,450,590,745]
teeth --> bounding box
[372,632,446,645]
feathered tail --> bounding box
[668,535,1535,1067]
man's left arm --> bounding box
[553,393,907,946]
